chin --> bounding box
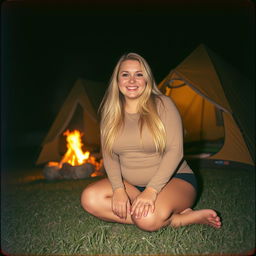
[126,94,142,100]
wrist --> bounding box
[145,186,158,194]
[114,187,125,193]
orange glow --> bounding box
[60,130,90,167]
[46,129,104,177]
[48,161,60,167]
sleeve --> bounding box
[146,96,184,192]
[102,149,125,191]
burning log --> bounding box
[43,129,104,180]
[43,162,96,180]
[60,162,94,179]
[43,164,62,180]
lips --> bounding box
[126,86,138,91]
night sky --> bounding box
[1,0,255,165]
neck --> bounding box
[124,98,139,113]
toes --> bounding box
[208,217,220,223]
[209,221,221,228]
[213,220,222,228]
[215,223,222,228]
[209,220,218,226]
[210,211,217,218]
[207,214,222,228]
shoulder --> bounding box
[155,94,177,111]
[155,94,181,122]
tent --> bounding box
[158,44,255,168]
[36,79,106,165]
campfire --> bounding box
[43,129,104,180]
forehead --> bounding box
[119,60,142,71]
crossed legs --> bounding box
[81,178,221,231]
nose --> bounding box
[129,76,135,83]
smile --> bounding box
[126,86,139,91]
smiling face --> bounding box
[118,60,147,102]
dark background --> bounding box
[1,0,255,168]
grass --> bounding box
[1,165,255,255]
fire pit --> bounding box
[43,129,104,180]
[43,162,95,180]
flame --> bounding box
[47,129,104,177]
[59,129,90,167]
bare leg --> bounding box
[80,178,140,224]
[81,177,221,231]
[133,178,221,231]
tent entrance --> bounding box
[165,79,225,157]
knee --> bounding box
[133,212,164,232]
[80,186,99,214]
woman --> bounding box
[81,53,221,231]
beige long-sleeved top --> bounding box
[102,95,192,192]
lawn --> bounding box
[1,164,255,255]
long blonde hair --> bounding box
[100,53,166,155]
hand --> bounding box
[131,187,158,219]
[112,188,131,219]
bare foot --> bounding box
[171,208,221,228]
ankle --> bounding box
[180,208,192,215]
[170,213,182,228]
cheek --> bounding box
[118,80,125,89]
[140,80,147,88]
[118,77,125,85]
[118,82,126,94]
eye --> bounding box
[136,73,143,77]
[121,73,129,77]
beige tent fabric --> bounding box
[36,137,61,164]
[158,44,254,166]
[36,79,103,165]
[209,112,253,165]
[174,45,232,113]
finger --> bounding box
[114,206,119,217]
[134,201,142,215]
[122,203,128,219]
[127,201,131,217]
[143,205,150,217]
[119,205,125,219]
[123,203,127,219]
[139,204,145,218]
[112,203,116,215]
[135,203,144,219]
[132,202,139,217]
[113,206,118,217]
[131,199,138,214]
[112,202,115,215]
[113,202,120,217]
[131,200,138,215]
[151,202,155,213]
[114,205,119,217]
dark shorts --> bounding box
[135,173,198,192]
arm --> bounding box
[146,96,184,192]
[102,149,131,219]
[102,150,124,191]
